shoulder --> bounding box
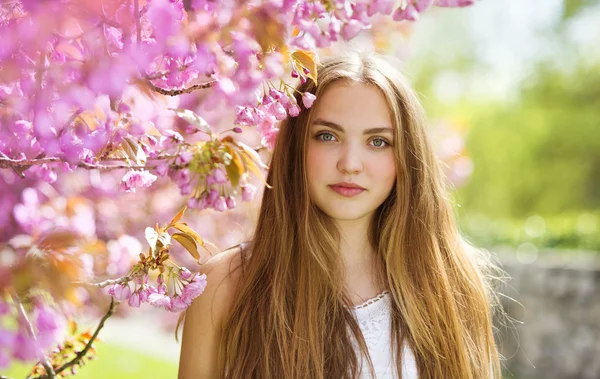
[193,244,245,326]
[178,245,245,378]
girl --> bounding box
[178,52,502,379]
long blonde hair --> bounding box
[219,52,502,378]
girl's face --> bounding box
[306,81,396,223]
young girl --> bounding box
[178,52,502,379]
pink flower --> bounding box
[12,332,38,361]
[180,267,192,280]
[288,103,301,117]
[235,106,255,126]
[268,101,288,121]
[128,292,141,308]
[302,92,316,109]
[169,296,188,312]
[109,283,132,301]
[148,293,171,310]
[159,129,184,149]
[120,170,157,192]
[241,184,256,202]
[415,0,435,12]
[225,196,236,209]
[182,274,207,302]
[342,19,363,40]
[214,196,227,212]
[176,151,193,166]
[212,168,228,184]
[393,4,419,21]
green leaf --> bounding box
[172,233,199,261]
[170,108,212,134]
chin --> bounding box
[317,206,373,222]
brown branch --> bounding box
[148,80,217,96]
[11,291,57,379]
[45,298,117,379]
[0,154,182,172]
[73,276,132,289]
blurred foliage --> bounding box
[453,61,600,251]
[458,211,600,253]
[457,61,600,218]
[562,0,600,20]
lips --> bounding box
[328,182,366,197]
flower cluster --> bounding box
[0,298,66,369]
[107,268,207,313]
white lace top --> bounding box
[350,291,418,379]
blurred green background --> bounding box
[403,0,600,255]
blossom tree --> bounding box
[0,0,474,377]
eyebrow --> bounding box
[311,118,394,135]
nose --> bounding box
[336,142,363,175]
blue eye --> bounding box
[370,138,389,149]
[316,132,336,142]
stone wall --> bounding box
[496,250,600,379]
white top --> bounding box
[350,291,418,379]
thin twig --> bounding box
[148,80,217,96]
[73,276,132,289]
[11,291,57,379]
[47,298,117,378]
[0,155,183,172]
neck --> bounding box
[335,215,375,269]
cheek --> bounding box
[369,153,396,187]
[306,144,333,181]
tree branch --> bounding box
[148,80,217,96]
[44,298,117,379]
[0,154,183,172]
[73,276,132,289]
[11,291,57,379]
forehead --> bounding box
[311,81,393,131]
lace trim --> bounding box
[350,290,390,309]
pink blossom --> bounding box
[302,92,316,109]
[120,170,158,193]
[182,274,207,302]
[225,196,236,209]
[169,295,188,312]
[288,103,301,117]
[176,151,193,166]
[268,101,288,121]
[235,106,255,126]
[342,19,364,40]
[241,184,256,202]
[393,4,419,21]
[12,332,39,361]
[180,267,193,280]
[109,283,132,301]
[214,196,227,212]
[148,293,171,310]
[159,129,184,149]
[128,292,141,308]
[415,0,435,12]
